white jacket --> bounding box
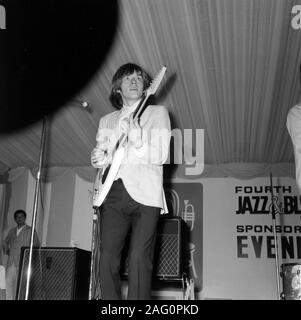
[92,104,171,212]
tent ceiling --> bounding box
[1,0,301,177]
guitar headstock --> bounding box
[146,66,167,96]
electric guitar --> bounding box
[92,66,167,208]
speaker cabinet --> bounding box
[120,216,187,280]
[16,247,91,300]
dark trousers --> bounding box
[99,179,160,300]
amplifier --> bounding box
[120,216,186,280]
[16,247,91,300]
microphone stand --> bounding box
[88,205,102,300]
[25,117,47,300]
[89,207,98,299]
[269,172,281,300]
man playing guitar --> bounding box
[91,63,171,299]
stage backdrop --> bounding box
[1,168,301,300]
[200,176,301,299]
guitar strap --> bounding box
[134,94,152,124]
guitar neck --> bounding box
[133,92,151,120]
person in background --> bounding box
[287,65,301,193]
[2,209,40,300]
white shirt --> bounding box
[119,100,139,120]
[16,225,26,237]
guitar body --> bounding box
[92,146,125,207]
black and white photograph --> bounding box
[0,0,301,309]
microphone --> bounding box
[81,101,93,113]
[73,99,93,113]
[80,101,89,108]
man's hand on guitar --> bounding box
[120,116,144,149]
[129,115,144,149]
[91,147,107,168]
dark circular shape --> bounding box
[0,0,119,134]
